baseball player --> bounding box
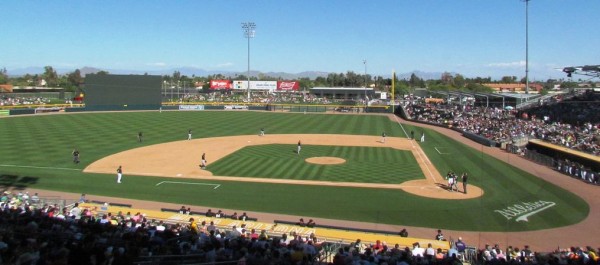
[72,149,80,164]
[297,140,302,155]
[260,128,265,136]
[381,132,386,143]
[447,173,454,192]
[200,153,207,169]
[188,129,192,140]
[117,165,123,183]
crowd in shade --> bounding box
[406,89,600,156]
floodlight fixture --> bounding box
[241,22,256,101]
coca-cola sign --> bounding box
[210,80,232,89]
[277,81,300,90]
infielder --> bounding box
[117,165,123,183]
[297,140,302,155]
[188,129,192,140]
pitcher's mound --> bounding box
[305,157,346,165]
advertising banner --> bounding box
[233,80,248,90]
[251,81,277,91]
[233,81,277,91]
[224,105,248,110]
[277,81,300,91]
[210,80,232,90]
[179,105,205,111]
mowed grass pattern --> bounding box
[0,111,589,231]
[209,144,422,183]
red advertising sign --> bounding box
[210,80,232,89]
[277,81,300,90]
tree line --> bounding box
[0,66,587,95]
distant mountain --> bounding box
[7,67,45,76]
[6,66,443,81]
[396,70,450,80]
[79,67,103,76]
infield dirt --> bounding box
[85,134,482,199]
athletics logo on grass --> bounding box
[494,200,556,222]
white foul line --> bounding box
[155,181,220,189]
[434,147,450,155]
[393,114,410,139]
[392,115,438,183]
[0,164,81,171]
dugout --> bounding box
[84,74,162,111]
[527,139,600,171]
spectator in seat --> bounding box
[455,237,466,253]
[412,242,425,257]
[435,248,445,261]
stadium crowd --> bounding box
[3,190,600,265]
[0,96,51,106]
[404,89,600,184]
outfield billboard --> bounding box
[233,80,277,91]
[210,80,232,90]
[277,81,300,91]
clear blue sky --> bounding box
[1,0,599,80]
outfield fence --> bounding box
[0,102,394,115]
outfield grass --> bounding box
[0,111,589,231]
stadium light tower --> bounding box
[522,0,530,94]
[363,59,367,100]
[241,22,256,102]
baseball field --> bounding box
[0,110,589,235]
